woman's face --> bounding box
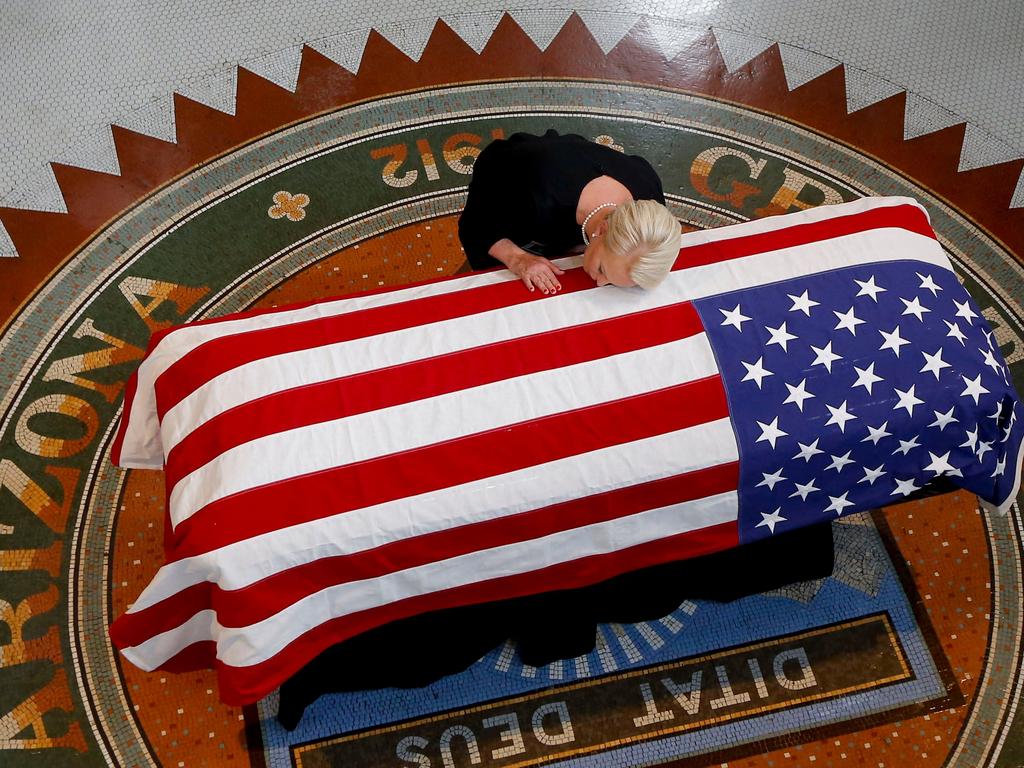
[583,228,638,288]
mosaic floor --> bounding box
[1,11,1023,768]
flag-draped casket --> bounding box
[109,196,1024,705]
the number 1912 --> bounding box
[370,129,505,188]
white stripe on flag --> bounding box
[670,226,950,302]
[130,417,739,613]
[118,268,520,467]
[122,609,219,672]
[126,488,739,669]
[168,333,719,526]
[678,195,930,246]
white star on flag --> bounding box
[944,320,967,346]
[789,479,820,501]
[765,322,798,352]
[854,275,886,301]
[981,348,1002,375]
[756,508,787,534]
[917,272,942,297]
[825,492,855,516]
[893,435,922,456]
[879,325,911,357]
[852,363,884,395]
[953,298,978,323]
[783,379,815,412]
[920,348,951,380]
[810,341,842,372]
[892,477,922,497]
[894,384,924,417]
[928,406,958,431]
[755,417,787,448]
[960,425,979,452]
[833,307,865,336]
[741,357,773,388]
[992,456,1007,477]
[825,401,857,432]
[720,304,752,331]
[793,438,824,462]
[788,290,820,316]
[858,465,887,485]
[862,421,893,445]
[900,296,931,321]
[960,374,990,405]
[826,451,855,473]
[756,468,786,490]
[977,439,993,461]
[924,451,962,477]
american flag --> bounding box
[109,196,1023,705]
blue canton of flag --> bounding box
[695,261,1023,545]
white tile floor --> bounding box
[1,1,1022,257]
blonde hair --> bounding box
[602,200,681,290]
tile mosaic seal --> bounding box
[0,15,1021,768]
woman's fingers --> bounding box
[535,271,561,294]
[516,256,563,294]
[523,273,542,293]
[548,267,563,292]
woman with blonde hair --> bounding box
[458,129,681,293]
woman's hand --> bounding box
[487,238,565,294]
[507,252,565,294]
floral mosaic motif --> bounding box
[268,190,310,221]
[594,134,624,152]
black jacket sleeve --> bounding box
[458,140,537,271]
[458,142,507,271]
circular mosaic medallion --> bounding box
[1,42,1021,768]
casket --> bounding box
[109,195,1023,712]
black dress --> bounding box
[458,130,666,270]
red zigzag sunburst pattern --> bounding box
[2,13,1022,327]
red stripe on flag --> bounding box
[154,267,601,420]
[673,202,935,270]
[109,580,212,651]
[164,301,705,492]
[168,375,730,559]
[151,641,218,674]
[218,519,738,705]
[109,460,737,647]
